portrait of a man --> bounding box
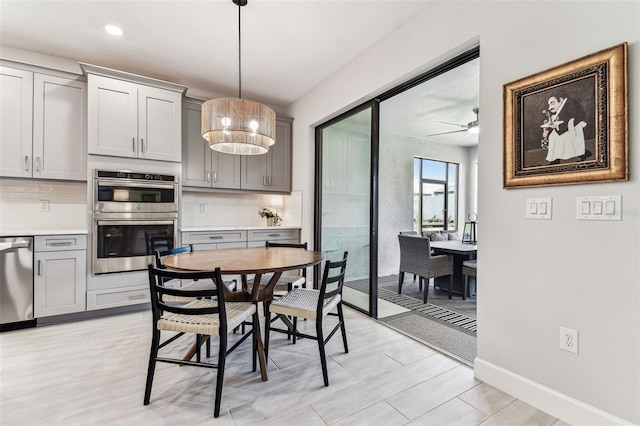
[520,77,596,169]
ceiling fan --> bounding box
[427,107,479,136]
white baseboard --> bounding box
[474,357,635,426]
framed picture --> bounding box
[504,43,628,188]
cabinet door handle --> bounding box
[50,241,72,247]
[141,138,144,153]
[263,176,267,186]
[132,137,136,152]
[268,176,272,186]
[37,260,42,276]
[213,171,217,183]
[25,156,30,172]
[35,157,41,173]
[206,171,211,182]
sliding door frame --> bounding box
[314,46,479,318]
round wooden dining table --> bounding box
[162,246,324,303]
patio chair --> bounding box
[398,234,453,303]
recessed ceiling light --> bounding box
[104,24,124,36]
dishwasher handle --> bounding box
[0,241,31,252]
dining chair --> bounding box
[397,234,453,303]
[398,231,419,284]
[145,232,174,257]
[462,259,477,300]
[144,264,263,418]
[154,245,238,298]
[266,251,349,386]
[260,241,308,292]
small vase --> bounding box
[267,217,275,227]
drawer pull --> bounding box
[268,234,281,237]
[49,241,73,246]
[209,236,224,240]
[128,294,147,301]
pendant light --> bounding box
[202,0,276,155]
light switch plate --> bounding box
[576,195,621,221]
[526,198,552,220]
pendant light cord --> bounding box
[238,0,242,99]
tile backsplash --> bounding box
[181,190,302,228]
[0,179,88,233]
[0,177,303,233]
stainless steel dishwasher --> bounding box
[0,236,35,331]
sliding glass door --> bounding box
[315,104,377,316]
[315,47,479,319]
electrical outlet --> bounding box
[40,200,50,212]
[199,204,207,214]
[560,327,579,354]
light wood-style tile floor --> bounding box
[0,307,568,425]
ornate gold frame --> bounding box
[504,43,628,188]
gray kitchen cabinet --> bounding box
[240,116,293,193]
[182,99,241,189]
[84,65,185,162]
[34,234,87,318]
[182,230,247,251]
[246,228,300,247]
[0,65,87,180]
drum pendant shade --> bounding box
[202,98,275,155]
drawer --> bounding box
[86,285,149,310]
[35,234,87,251]
[183,230,247,245]
[248,229,300,242]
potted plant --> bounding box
[258,207,282,227]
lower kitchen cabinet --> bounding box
[247,228,300,247]
[34,235,87,318]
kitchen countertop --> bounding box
[0,229,88,237]
[181,226,301,232]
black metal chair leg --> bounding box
[316,320,329,386]
[338,303,348,353]
[398,271,404,294]
[144,329,160,405]
[423,277,428,304]
[448,275,453,299]
[264,307,271,364]
[196,334,202,363]
[213,334,227,418]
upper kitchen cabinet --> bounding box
[0,65,87,180]
[82,63,186,163]
[182,99,241,189]
[241,116,292,193]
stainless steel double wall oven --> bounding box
[92,170,178,274]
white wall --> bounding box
[290,2,639,424]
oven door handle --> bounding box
[96,181,176,190]
[97,220,175,226]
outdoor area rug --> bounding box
[346,275,477,364]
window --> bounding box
[413,158,458,232]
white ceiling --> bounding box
[0,0,478,146]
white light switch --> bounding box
[593,201,603,215]
[605,201,615,215]
[581,202,590,215]
[576,196,622,221]
[526,198,552,220]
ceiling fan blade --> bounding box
[427,129,468,137]
[436,121,468,128]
